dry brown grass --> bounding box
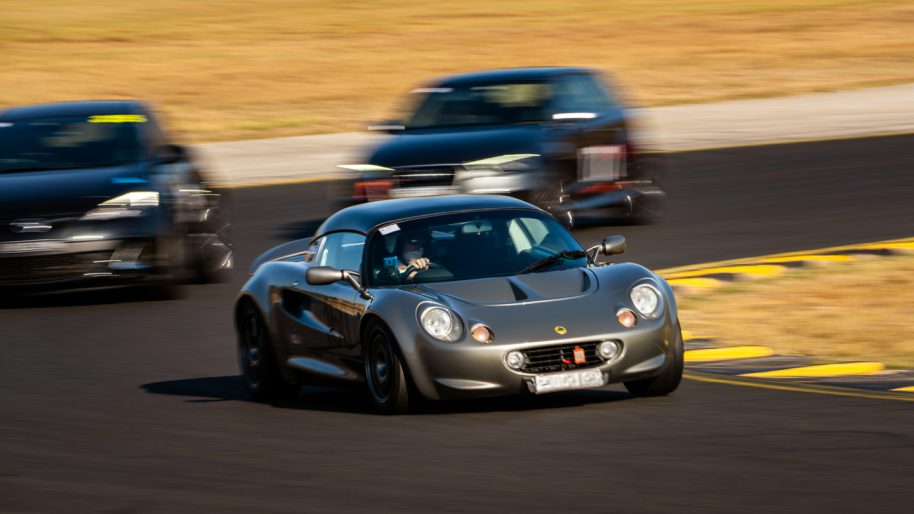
[677,254,914,368]
[1,0,912,141]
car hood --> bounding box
[416,268,596,306]
[0,162,152,219]
[410,264,661,344]
[367,125,546,168]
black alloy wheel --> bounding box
[191,195,234,283]
[365,322,411,414]
[237,302,298,402]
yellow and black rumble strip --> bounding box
[657,237,914,401]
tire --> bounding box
[236,302,298,402]
[624,323,684,397]
[364,321,412,415]
[191,234,234,284]
[186,188,234,283]
[627,195,665,225]
[518,181,574,228]
[627,152,666,225]
[518,182,563,212]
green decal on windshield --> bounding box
[88,114,148,123]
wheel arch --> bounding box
[360,314,411,372]
[234,293,260,328]
[359,311,433,400]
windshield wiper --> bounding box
[520,250,586,274]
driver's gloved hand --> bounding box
[409,257,430,270]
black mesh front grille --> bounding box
[521,342,604,373]
[0,252,111,283]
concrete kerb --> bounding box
[656,236,914,399]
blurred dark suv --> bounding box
[338,67,663,226]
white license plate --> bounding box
[533,369,605,394]
[578,145,625,181]
[389,186,458,198]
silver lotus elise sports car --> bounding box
[235,195,682,413]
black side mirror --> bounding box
[600,235,626,256]
[156,144,187,164]
[306,266,374,300]
[306,266,346,285]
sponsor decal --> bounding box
[378,223,400,235]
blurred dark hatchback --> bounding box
[0,100,232,294]
[339,67,664,226]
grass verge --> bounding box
[1,0,912,141]
[677,254,914,368]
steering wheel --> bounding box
[403,262,446,282]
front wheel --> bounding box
[624,323,684,397]
[364,322,412,414]
[236,302,298,402]
[518,182,564,213]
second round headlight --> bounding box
[630,284,662,318]
[420,306,462,342]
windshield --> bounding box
[405,81,553,129]
[0,115,143,173]
[368,209,586,286]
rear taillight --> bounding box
[353,180,393,201]
[576,182,625,195]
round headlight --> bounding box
[630,284,662,318]
[420,306,462,342]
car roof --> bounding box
[0,100,147,121]
[315,195,539,237]
[433,67,595,87]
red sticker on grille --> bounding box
[573,346,586,364]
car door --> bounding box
[279,231,367,362]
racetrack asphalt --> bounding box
[1,134,913,513]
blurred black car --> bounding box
[0,101,232,294]
[339,67,664,226]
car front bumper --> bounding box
[403,316,678,401]
[0,236,171,294]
